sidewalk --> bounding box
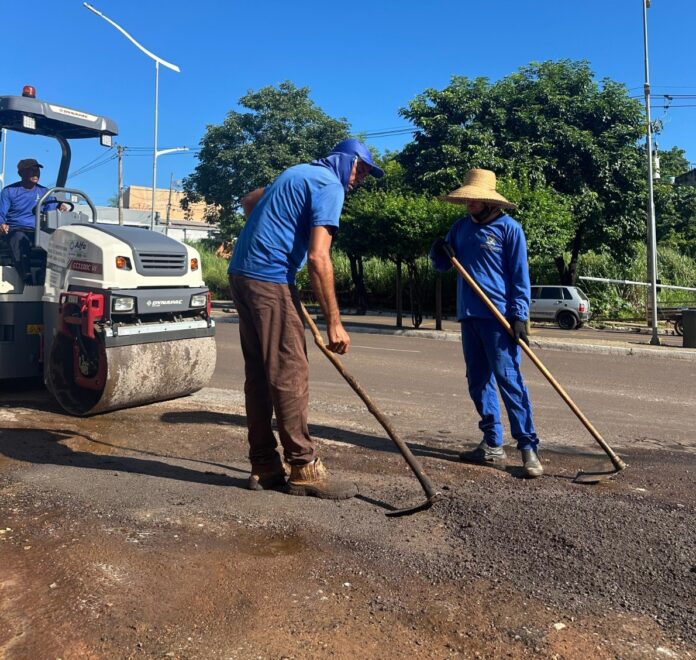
[211,302,696,361]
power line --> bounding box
[69,154,118,179]
[68,146,114,178]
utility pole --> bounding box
[642,0,661,345]
[117,144,124,225]
[166,172,174,235]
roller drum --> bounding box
[47,334,216,416]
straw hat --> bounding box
[439,169,516,209]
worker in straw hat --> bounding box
[430,169,542,478]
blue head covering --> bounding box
[311,139,385,192]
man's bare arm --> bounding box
[307,226,350,355]
[241,188,265,218]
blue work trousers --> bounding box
[461,318,538,450]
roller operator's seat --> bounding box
[0,234,47,286]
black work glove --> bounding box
[432,237,455,260]
[511,319,529,346]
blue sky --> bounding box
[3,0,695,205]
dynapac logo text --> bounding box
[146,299,184,307]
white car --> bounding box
[530,285,592,330]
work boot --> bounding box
[521,448,543,478]
[247,460,288,491]
[287,458,358,500]
[459,440,507,465]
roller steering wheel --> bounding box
[38,198,75,213]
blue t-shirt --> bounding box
[430,213,531,321]
[0,182,57,231]
[229,163,345,284]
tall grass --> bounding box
[194,240,696,317]
[570,245,696,318]
[300,252,458,314]
[192,243,230,299]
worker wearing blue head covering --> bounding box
[228,139,383,500]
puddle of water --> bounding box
[240,535,306,558]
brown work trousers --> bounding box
[229,274,315,467]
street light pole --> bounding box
[151,147,188,230]
[642,0,661,346]
[83,3,181,230]
[0,128,7,190]
[152,60,160,230]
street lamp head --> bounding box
[83,2,182,229]
[155,146,189,158]
[83,3,181,72]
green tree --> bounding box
[337,158,407,312]
[654,182,696,258]
[652,146,696,258]
[657,146,690,179]
[182,81,350,239]
[496,178,574,262]
[398,60,647,284]
[342,186,459,326]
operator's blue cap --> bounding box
[329,139,385,179]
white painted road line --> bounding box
[351,345,421,353]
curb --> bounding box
[529,338,696,361]
[329,324,696,361]
[213,311,696,362]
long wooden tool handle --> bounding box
[299,304,440,498]
[449,255,627,472]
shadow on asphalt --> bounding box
[159,410,583,481]
[161,411,587,481]
[55,431,248,476]
[160,409,466,461]
[355,493,400,513]
[0,428,248,488]
[0,391,65,416]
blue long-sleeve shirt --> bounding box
[0,182,57,231]
[430,213,531,321]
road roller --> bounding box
[0,87,216,415]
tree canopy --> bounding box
[340,160,462,324]
[182,81,350,238]
[654,147,696,258]
[398,60,648,283]
[496,178,575,261]
[183,64,695,303]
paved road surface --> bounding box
[212,316,695,456]
[0,319,694,658]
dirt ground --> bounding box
[0,384,694,659]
